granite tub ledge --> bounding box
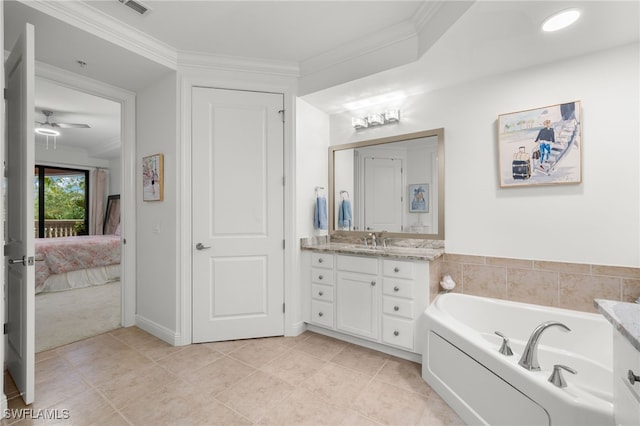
[300,238,444,262]
[595,299,640,351]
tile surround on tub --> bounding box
[438,253,640,313]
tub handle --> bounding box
[548,364,577,388]
[494,331,513,356]
[628,370,640,385]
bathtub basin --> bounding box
[422,293,614,425]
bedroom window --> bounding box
[34,166,89,238]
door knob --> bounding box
[195,243,211,250]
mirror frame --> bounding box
[329,128,445,240]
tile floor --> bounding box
[4,327,464,425]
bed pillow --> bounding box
[114,223,121,236]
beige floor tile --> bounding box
[119,379,252,426]
[418,392,466,425]
[73,348,153,385]
[227,337,291,368]
[202,338,250,354]
[182,356,256,395]
[294,332,348,361]
[16,327,464,426]
[375,357,431,396]
[260,348,327,386]
[96,363,181,409]
[54,333,131,366]
[257,388,376,426]
[216,370,296,422]
[301,362,372,409]
[155,343,223,375]
[352,379,430,425]
[331,343,388,376]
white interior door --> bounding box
[191,87,284,343]
[5,23,36,405]
[363,157,403,232]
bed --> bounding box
[35,235,121,294]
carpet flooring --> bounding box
[35,281,121,353]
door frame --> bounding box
[178,74,298,345]
[31,61,137,327]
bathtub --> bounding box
[421,293,614,426]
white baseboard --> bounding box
[286,320,307,337]
[306,324,422,363]
[135,315,185,346]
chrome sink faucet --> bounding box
[518,321,571,371]
[368,232,377,248]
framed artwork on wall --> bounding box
[409,183,429,212]
[498,101,582,188]
[142,153,164,201]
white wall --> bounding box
[319,43,639,267]
[136,71,178,338]
[296,99,331,239]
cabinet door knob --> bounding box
[371,280,376,286]
[394,267,400,273]
[394,331,399,336]
[318,291,324,296]
[393,286,400,292]
[318,312,324,317]
[318,258,324,263]
[629,370,640,385]
[394,306,399,311]
[318,275,323,280]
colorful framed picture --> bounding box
[142,153,164,201]
[409,183,429,212]
[498,101,582,187]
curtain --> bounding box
[89,168,108,235]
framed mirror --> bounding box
[103,194,121,235]
[329,128,444,240]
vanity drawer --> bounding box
[382,316,414,350]
[382,297,414,319]
[311,253,333,269]
[311,284,334,302]
[311,300,334,328]
[336,255,378,274]
[311,268,334,285]
[382,259,414,279]
[382,278,415,299]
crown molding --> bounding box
[177,50,300,77]
[18,0,177,70]
[299,20,418,78]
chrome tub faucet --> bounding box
[518,321,571,371]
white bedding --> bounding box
[37,264,121,294]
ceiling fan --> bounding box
[35,110,90,136]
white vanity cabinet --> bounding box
[613,328,640,426]
[302,250,431,357]
[309,253,335,328]
[336,255,380,340]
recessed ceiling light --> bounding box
[542,9,581,32]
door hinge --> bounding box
[282,176,285,186]
[278,109,285,122]
[4,323,7,335]
[282,303,285,313]
[282,239,285,249]
[3,88,7,100]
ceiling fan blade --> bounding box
[54,123,91,129]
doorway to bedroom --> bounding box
[34,78,123,353]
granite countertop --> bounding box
[595,299,640,351]
[300,240,444,261]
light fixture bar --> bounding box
[352,109,401,130]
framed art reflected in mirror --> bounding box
[103,194,120,235]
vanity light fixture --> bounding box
[352,109,401,129]
[542,9,580,32]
